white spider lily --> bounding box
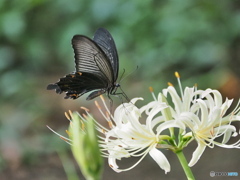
[179,89,240,166]
[160,73,240,167]
[95,96,185,173]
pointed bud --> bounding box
[69,112,103,180]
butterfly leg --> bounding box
[107,93,114,113]
[106,91,125,113]
[119,86,130,102]
[112,90,130,102]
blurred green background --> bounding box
[0,0,240,179]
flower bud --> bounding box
[69,112,103,180]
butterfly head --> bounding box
[115,83,120,87]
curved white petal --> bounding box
[208,108,221,127]
[130,97,144,104]
[114,103,141,127]
[216,125,236,143]
[163,86,183,114]
[178,112,201,127]
[151,116,166,129]
[189,142,206,167]
[108,157,121,172]
[221,98,233,115]
[182,87,195,111]
[146,103,168,130]
[156,120,185,136]
[140,101,158,114]
[195,99,208,127]
[149,147,170,174]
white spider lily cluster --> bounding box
[94,72,240,172]
[50,72,240,174]
[161,84,240,166]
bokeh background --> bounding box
[0,0,240,179]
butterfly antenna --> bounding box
[118,66,139,102]
[119,66,139,83]
[119,68,126,82]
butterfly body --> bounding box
[47,28,121,100]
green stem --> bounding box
[176,151,195,180]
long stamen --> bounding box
[100,95,114,119]
[86,101,111,133]
[193,83,198,101]
[106,111,114,129]
[149,86,157,101]
[80,106,90,112]
[168,82,173,87]
[231,99,240,114]
[47,125,72,144]
[65,111,71,121]
[175,71,184,99]
[95,100,109,121]
[65,130,71,136]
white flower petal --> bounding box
[163,86,183,114]
[195,99,209,126]
[156,120,185,136]
[221,98,233,115]
[113,103,141,127]
[130,97,144,104]
[151,116,166,129]
[149,147,170,173]
[179,112,201,128]
[216,125,236,144]
[182,87,195,111]
[207,108,221,127]
[146,103,168,129]
[108,157,121,172]
[189,142,206,167]
[140,101,157,114]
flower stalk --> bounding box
[176,151,195,180]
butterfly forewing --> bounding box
[93,28,119,81]
[72,35,114,83]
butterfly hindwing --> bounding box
[47,72,108,99]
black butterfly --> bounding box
[47,28,128,101]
